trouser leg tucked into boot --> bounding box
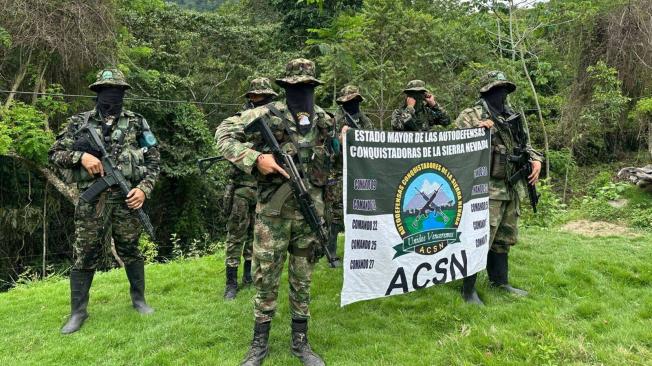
[61,269,94,334]
[224,266,239,300]
[461,273,484,305]
[291,319,325,366]
[242,260,253,286]
[489,251,527,297]
[241,321,271,366]
[125,260,155,314]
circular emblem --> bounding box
[392,162,463,257]
[102,70,114,80]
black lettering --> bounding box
[412,262,432,290]
[385,267,408,295]
[449,251,468,280]
[432,258,448,284]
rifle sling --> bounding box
[265,103,311,179]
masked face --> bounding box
[342,100,361,116]
[406,91,426,107]
[482,86,509,116]
[96,87,125,119]
[284,84,315,135]
[249,94,274,108]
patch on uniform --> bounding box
[101,70,114,80]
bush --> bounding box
[521,179,567,227]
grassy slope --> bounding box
[2,227,652,366]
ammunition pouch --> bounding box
[288,243,323,264]
[258,182,293,217]
[490,144,508,179]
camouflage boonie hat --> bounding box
[479,71,516,94]
[336,85,365,104]
[89,68,131,92]
[403,80,429,93]
[275,58,323,87]
[242,77,278,98]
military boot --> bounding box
[241,321,271,366]
[488,251,528,297]
[61,269,94,334]
[125,260,155,314]
[224,266,238,300]
[242,260,253,286]
[327,223,342,268]
[461,274,484,305]
[290,319,325,366]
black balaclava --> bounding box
[251,95,275,108]
[482,86,509,117]
[285,84,315,135]
[342,100,361,116]
[96,86,125,120]
[405,91,427,112]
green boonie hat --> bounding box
[479,71,516,94]
[275,58,323,87]
[403,80,429,93]
[242,77,278,98]
[89,68,131,92]
[336,85,365,104]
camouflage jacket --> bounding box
[391,103,450,132]
[455,101,543,201]
[215,101,335,220]
[331,107,374,178]
[48,109,161,198]
[226,105,259,191]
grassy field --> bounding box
[2,226,652,365]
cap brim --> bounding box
[480,81,516,94]
[275,76,323,88]
[241,89,279,98]
[89,82,131,92]
[403,87,429,93]
[336,93,364,104]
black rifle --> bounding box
[76,125,156,239]
[506,113,540,213]
[244,118,340,268]
[197,156,225,173]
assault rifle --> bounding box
[197,156,225,173]
[506,113,540,213]
[244,118,341,268]
[76,125,156,239]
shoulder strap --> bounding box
[265,103,310,178]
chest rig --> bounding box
[478,100,517,181]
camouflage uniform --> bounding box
[325,85,374,255]
[455,71,543,303]
[216,59,330,366]
[50,69,160,334]
[391,80,450,131]
[223,78,278,300]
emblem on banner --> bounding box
[393,162,463,258]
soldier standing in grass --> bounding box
[49,68,160,334]
[391,79,450,131]
[223,78,278,300]
[324,85,374,262]
[454,71,542,305]
[216,59,338,366]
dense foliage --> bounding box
[0,0,650,288]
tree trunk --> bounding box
[8,153,78,205]
[4,51,32,108]
[32,61,49,106]
[42,182,48,278]
[648,119,652,159]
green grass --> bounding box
[2,227,652,365]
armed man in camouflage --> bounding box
[325,85,374,262]
[223,77,278,300]
[49,69,160,334]
[216,59,335,366]
[455,71,542,305]
[391,80,450,131]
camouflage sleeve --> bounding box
[360,114,374,130]
[527,144,544,162]
[214,114,261,174]
[454,107,483,129]
[427,105,451,127]
[48,116,84,168]
[391,106,417,131]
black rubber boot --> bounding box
[291,319,325,366]
[240,321,271,366]
[489,252,528,297]
[327,223,342,268]
[224,266,239,300]
[242,260,253,286]
[125,261,155,314]
[61,269,94,334]
[461,274,484,305]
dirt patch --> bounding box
[561,220,640,238]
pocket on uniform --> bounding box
[490,145,508,179]
[308,145,329,187]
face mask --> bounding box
[342,100,361,116]
[482,86,509,116]
[251,95,274,108]
[285,84,315,135]
[406,91,426,109]
[96,87,125,119]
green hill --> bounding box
[2,227,652,365]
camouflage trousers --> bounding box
[489,197,520,254]
[324,176,344,226]
[73,191,143,270]
[252,213,317,323]
[225,187,256,268]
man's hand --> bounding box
[406,96,417,108]
[478,119,494,129]
[126,188,146,209]
[425,93,437,107]
[81,153,104,176]
[529,160,542,185]
[256,154,289,178]
[340,125,350,142]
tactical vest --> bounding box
[477,100,517,182]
